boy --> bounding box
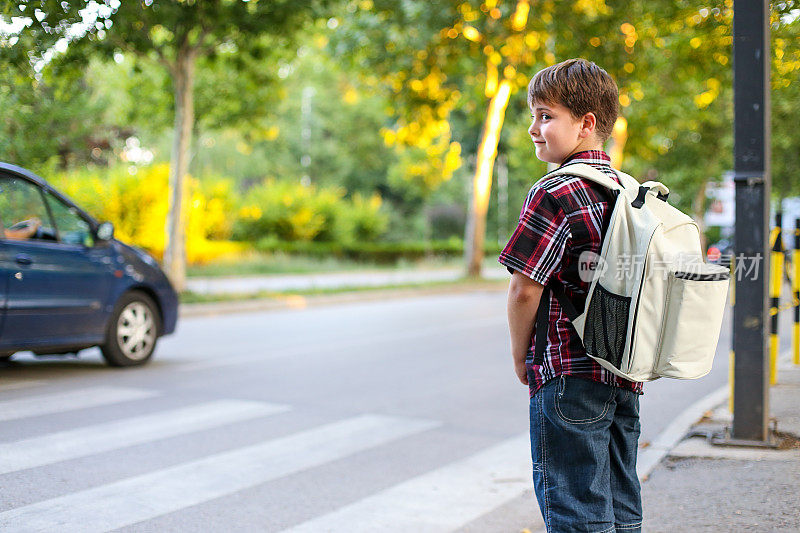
[499,58,643,532]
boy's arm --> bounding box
[507,271,544,386]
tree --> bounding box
[333,0,546,275]
[0,3,111,171]
[334,0,725,275]
[0,59,106,171]
[5,1,332,290]
[770,1,800,199]
[99,1,333,290]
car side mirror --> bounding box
[97,221,114,241]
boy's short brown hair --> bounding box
[528,58,619,143]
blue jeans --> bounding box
[530,375,642,532]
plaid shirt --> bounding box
[499,150,644,396]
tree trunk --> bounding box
[465,80,512,278]
[693,180,709,253]
[608,117,628,169]
[164,47,196,292]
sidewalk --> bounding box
[180,278,508,317]
[641,356,800,532]
[185,264,508,295]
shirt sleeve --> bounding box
[498,186,571,286]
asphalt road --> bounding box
[0,289,732,532]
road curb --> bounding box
[179,281,508,318]
[637,385,729,481]
[638,348,800,480]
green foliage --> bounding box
[189,37,399,194]
[605,1,733,216]
[331,0,798,226]
[2,1,325,171]
[83,55,172,136]
[0,59,106,170]
[80,0,330,137]
[82,42,290,137]
[771,1,800,199]
[233,179,388,244]
[253,237,501,264]
[704,225,723,245]
[3,0,800,256]
[338,193,391,243]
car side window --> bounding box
[0,175,55,241]
[44,192,95,247]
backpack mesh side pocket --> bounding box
[583,284,631,371]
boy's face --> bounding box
[528,101,594,164]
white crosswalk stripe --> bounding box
[1,379,47,392]
[0,414,439,533]
[0,386,158,422]
[0,399,289,475]
[283,434,534,532]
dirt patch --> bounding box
[775,430,800,450]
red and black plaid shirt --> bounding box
[499,150,644,396]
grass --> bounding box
[179,277,507,305]
[186,250,466,278]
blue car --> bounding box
[0,162,178,366]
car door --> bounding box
[0,174,113,348]
[0,210,8,336]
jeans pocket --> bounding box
[555,376,615,424]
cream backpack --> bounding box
[534,163,730,382]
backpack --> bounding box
[533,163,730,382]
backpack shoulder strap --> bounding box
[533,286,550,366]
[614,170,641,190]
[533,283,582,366]
[546,163,626,192]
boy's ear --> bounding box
[578,112,597,139]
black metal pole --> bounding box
[731,0,771,442]
[794,219,800,366]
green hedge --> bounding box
[254,239,502,264]
[233,179,388,244]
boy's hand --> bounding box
[507,272,542,388]
[514,360,529,386]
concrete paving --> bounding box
[180,271,800,531]
[641,356,800,532]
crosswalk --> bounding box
[0,382,541,532]
[284,435,532,533]
[0,386,158,422]
[0,400,288,475]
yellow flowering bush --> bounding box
[234,179,388,244]
[49,165,388,264]
[50,164,244,265]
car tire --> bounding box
[101,291,161,367]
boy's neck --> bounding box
[561,144,606,164]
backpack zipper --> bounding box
[653,273,676,372]
[624,224,662,373]
[674,271,730,281]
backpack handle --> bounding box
[632,182,670,208]
[641,181,670,196]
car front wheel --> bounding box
[101,291,160,367]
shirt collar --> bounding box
[559,150,612,168]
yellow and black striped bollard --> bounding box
[794,218,800,365]
[729,249,736,413]
[769,212,783,385]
